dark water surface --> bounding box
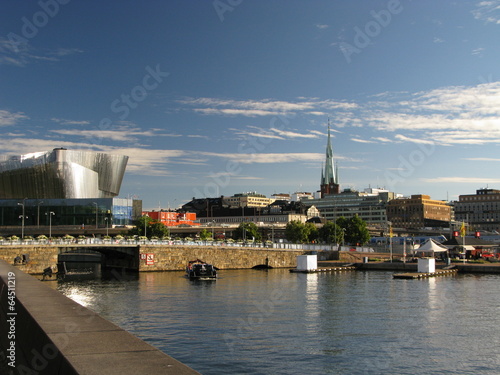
[54,269,500,375]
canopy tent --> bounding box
[416,238,449,253]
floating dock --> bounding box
[393,268,458,279]
[290,265,356,274]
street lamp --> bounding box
[17,199,27,239]
[104,217,112,237]
[93,202,98,229]
[37,200,44,227]
[45,211,55,238]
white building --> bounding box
[304,188,402,226]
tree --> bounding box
[285,220,307,243]
[128,216,169,238]
[305,222,319,243]
[199,228,213,241]
[149,221,170,238]
[234,222,261,241]
[336,215,370,245]
[318,221,343,244]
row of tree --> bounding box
[129,215,370,245]
[285,216,370,245]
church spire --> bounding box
[320,118,339,197]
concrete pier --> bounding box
[0,260,200,375]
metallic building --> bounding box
[0,148,128,199]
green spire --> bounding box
[322,120,336,185]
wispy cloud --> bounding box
[51,118,91,126]
[316,24,329,29]
[462,157,500,161]
[0,110,29,126]
[230,126,323,141]
[421,176,500,184]
[473,0,500,24]
[198,151,324,164]
[330,80,500,146]
[179,97,357,117]
[0,37,83,66]
[472,47,485,56]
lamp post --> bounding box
[17,199,26,239]
[93,202,98,229]
[46,211,55,238]
[37,200,44,227]
[104,217,112,237]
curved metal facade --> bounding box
[0,149,128,199]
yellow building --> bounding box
[223,192,275,208]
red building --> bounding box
[142,211,199,226]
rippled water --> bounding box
[55,269,500,375]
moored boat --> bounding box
[186,259,217,280]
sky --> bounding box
[1,0,500,210]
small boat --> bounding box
[186,259,217,280]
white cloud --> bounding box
[198,151,324,164]
[473,0,500,24]
[316,24,329,29]
[230,126,321,140]
[327,80,500,146]
[351,138,375,144]
[51,118,91,126]
[180,97,356,117]
[0,38,83,66]
[270,128,320,139]
[421,176,500,184]
[463,157,500,161]
[0,110,28,126]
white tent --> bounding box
[416,238,448,255]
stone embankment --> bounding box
[0,245,308,274]
[0,260,200,375]
[138,245,306,271]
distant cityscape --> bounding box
[0,137,498,240]
[144,127,499,237]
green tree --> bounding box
[234,222,261,241]
[336,215,370,245]
[318,221,343,244]
[149,221,170,238]
[285,220,307,243]
[305,222,319,243]
[199,228,213,241]
[128,216,169,238]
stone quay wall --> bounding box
[0,260,200,375]
[0,245,308,274]
[138,245,307,272]
[0,246,59,275]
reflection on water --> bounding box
[53,270,500,375]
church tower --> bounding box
[320,122,339,197]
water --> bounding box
[54,269,500,375]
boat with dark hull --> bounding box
[186,259,217,280]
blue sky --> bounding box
[1,0,500,209]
